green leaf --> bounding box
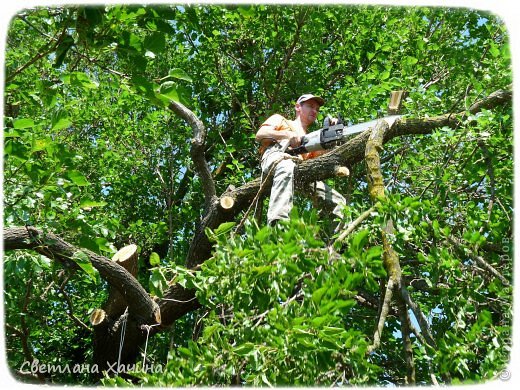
[51,110,72,131]
[60,72,99,89]
[149,252,161,266]
[80,198,107,209]
[67,170,90,186]
[31,138,52,153]
[404,56,418,66]
[144,32,166,54]
[312,286,328,305]
[71,251,99,282]
[352,229,369,252]
[158,81,180,102]
[214,221,236,236]
[254,226,270,243]
[234,342,255,356]
[95,237,113,253]
[322,326,345,336]
[311,316,330,327]
[168,68,193,83]
[13,118,34,129]
[237,6,255,18]
[149,268,168,297]
[252,265,272,276]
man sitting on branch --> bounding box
[255,94,346,229]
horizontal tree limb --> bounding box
[3,226,161,325]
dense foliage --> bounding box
[3,4,512,386]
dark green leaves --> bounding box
[54,34,74,68]
[144,32,166,54]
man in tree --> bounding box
[255,94,346,228]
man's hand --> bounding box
[287,132,301,148]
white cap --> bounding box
[296,94,325,106]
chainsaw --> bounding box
[282,114,401,155]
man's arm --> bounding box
[255,114,301,148]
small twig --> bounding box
[57,283,91,332]
[160,296,197,304]
[333,205,376,245]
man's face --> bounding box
[296,99,321,127]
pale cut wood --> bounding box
[334,166,350,177]
[90,308,106,326]
[104,244,139,318]
[111,244,138,276]
[220,195,235,210]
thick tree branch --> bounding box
[156,284,201,329]
[400,285,437,348]
[3,226,161,325]
[363,120,438,359]
[169,101,216,210]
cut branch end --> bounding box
[220,195,235,210]
[334,166,350,177]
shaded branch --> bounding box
[400,285,437,348]
[397,294,415,384]
[3,226,160,325]
[445,234,510,287]
[57,282,91,332]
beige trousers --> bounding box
[261,147,346,225]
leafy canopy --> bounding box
[4,4,512,386]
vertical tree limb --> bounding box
[169,101,216,210]
[397,294,416,384]
[400,285,438,348]
[367,277,396,354]
[364,120,413,378]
